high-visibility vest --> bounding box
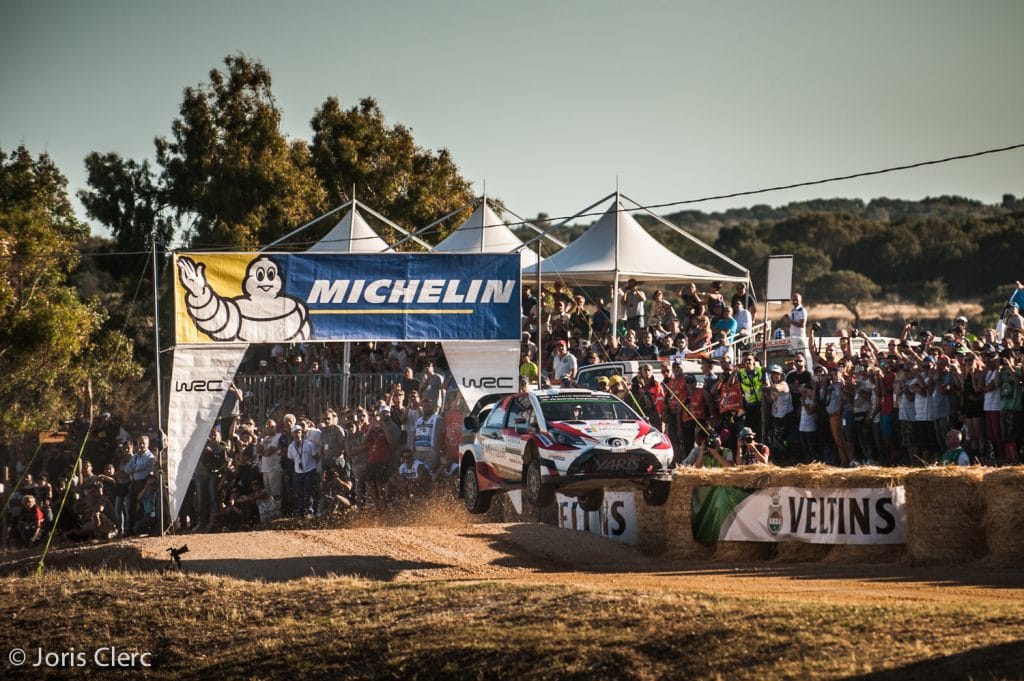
[738,367,764,405]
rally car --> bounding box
[459,388,673,514]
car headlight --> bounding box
[549,430,585,447]
[642,430,667,447]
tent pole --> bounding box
[262,202,350,251]
[152,238,166,536]
[535,240,543,383]
[519,191,615,251]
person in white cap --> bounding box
[736,426,771,465]
[767,364,792,456]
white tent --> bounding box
[308,203,391,253]
[433,201,539,268]
[522,196,747,286]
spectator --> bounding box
[618,278,647,332]
[647,290,676,333]
[413,399,443,475]
[15,494,45,548]
[569,295,593,340]
[731,282,757,316]
[737,353,766,436]
[635,329,659,360]
[681,433,734,468]
[733,300,752,343]
[551,340,578,385]
[419,361,446,407]
[788,293,808,337]
[363,411,392,508]
[124,435,156,529]
[940,429,971,466]
[705,281,727,320]
[287,423,319,518]
[797,383,818,464]
[767,365,792,454]
[736,427,771,465]
[387,448,432,499]
[997,351,1022,464]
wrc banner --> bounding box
[692,486,907,544]
[173,252,522,344]
[166,344,248,521]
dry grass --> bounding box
[1,570,1022,680]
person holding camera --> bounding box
[736,427,771,465]
[618,278,647,332]
[681,434,734,468]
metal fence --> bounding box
[234,372,402,420]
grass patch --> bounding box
[1,572,1022,679]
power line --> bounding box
[5,140,1019,257]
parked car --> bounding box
[575,359,716,390]
[459,388,674,514]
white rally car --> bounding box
[459,388,673,514]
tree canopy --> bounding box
[0,146,139,440]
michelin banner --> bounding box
[173,252,521,344]
[692,486,906,544]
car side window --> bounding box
[484,403,507,429]
[506,396,534,428]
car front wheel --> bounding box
[462,463,494,514]
[643,480,671,507]
[524,458,555,508]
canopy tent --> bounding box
[522,194,747,285]
[433,200,540,268]
[308,202,391,253]
[520,191,749,334]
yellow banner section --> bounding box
[173,253,251,344]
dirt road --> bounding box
[67,521,1017,607]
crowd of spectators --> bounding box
[4,277,1018,549]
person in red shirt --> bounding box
[16,494,45,548]
[662,362,689,459]
[637,364,666,430]
[364,411,392,508]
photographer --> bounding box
[736,427,771,465]
[681,434,734,468]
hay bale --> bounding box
[646,468,715,559]
[713,541,775,562]
[823,544,904,564]
[772,541,832,563]
[904,467,987,565]
[979,468,1024,568]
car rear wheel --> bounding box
[524,458,555,508]
[462,463,493,514]
[643,480,671,507]
[577,489,604,513]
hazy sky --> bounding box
[3,0,1022,239]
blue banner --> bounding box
[174,252,522,343]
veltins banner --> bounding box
[692,486,906,544]
[557,491,638,545]
[173,252,521,344]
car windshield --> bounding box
[537,395,640,422]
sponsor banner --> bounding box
[166,345,248,521]
[556,491,638,545]
[692,486,906,544]
[173,252,521,344]
[442,340,519,410]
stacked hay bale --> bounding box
[979,467,1024,567]
[903,467,987,565]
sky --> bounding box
[3,0,1023,240]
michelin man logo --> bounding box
[177,255,311,342]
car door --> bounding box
[502,394,536,473]
[477,399,512,480]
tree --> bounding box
[805,270,881,329]
[309,96,474,243]
[0,146,140,440]
[79,152,173,252]
[155,54,325,248]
